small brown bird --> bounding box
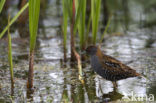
[86,45,140,88]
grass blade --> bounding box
[75,0,86,49]
[27,0,40,89]
[29,0,40,52]
[0,0,6,13]
[0,2,29,38]
[7,14,14,95]
[91,0,101,44]
[62,0,69,61]
[99,15,112,44]
[62,0,68,50]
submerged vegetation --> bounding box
[0,0,156,102]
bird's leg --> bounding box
[98,78,104,95]
[112,81,117,91]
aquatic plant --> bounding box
[62,0,103,82]
[99,15,112,44]
[62,0,68,61]
[62,0,76,61]
[62,0,102,51]
[91,0,101,44]
[7,14,14,95]
[0,3,29,38]
[27,0,40,89]
[70,0,76,61]
[0,0,6,13]
[75,0,86,50]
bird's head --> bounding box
[85,45,99,56]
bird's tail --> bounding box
[136,72,150,81]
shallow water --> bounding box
[0,0,156,103]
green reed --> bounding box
[62,0,68,48]
[0,0,5,13]
[74,0,102,47]
[27,0,40,89]
[0,2,29,38]
[7,14,14,95]
[62,0,102,49]
[75,0,86,50]
[91,0,101,44]
[100,15,112,44]
[62,0,68,61]
[62,0,85,80]
[62,0,102,80]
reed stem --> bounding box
[27,0,40,90]
[0,0,6,13]
[7,14,14,95]
[0,3,29,38]
[70,0,76,61]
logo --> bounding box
[123,91,154,102]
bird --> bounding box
[85,45,141,88]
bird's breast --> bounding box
[90,55,103,72]
[90,55,115,81]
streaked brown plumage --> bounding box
[86,45,140,87]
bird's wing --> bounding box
[101,54,136,73]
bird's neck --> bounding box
[95,49,103,60]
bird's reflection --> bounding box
[101,89,123,102]
[27,88,34,102]
[147,81,156,100]
[95,76,123,102]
